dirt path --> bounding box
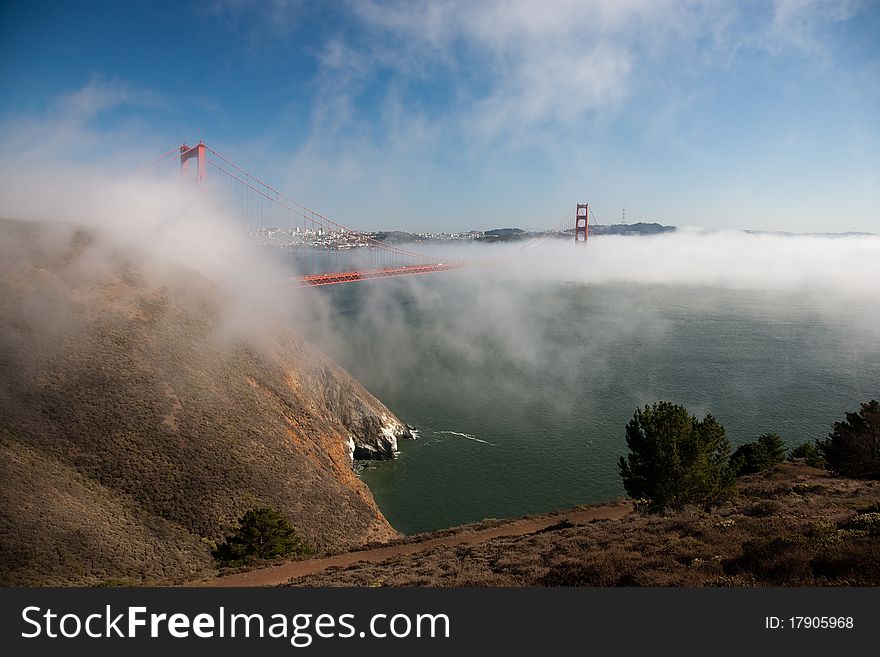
[192,501,632,587]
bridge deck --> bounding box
[294,263,460,287]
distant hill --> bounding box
[474,223,677,241]
[483,228,525,238]
[0,218,411,585]
[371,230,419,244]
[590,222,675,236]
[367,223,677,243]
[479,223,675,241]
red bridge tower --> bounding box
[180,142,206,182]
[575,203,589,243]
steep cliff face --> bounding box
[0,218,409,585]
[276,335,413,461]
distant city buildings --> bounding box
[249,227,372,249]
[248,222,675,249]
[413,230,483,241]
[249,227,487,249]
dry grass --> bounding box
[289,463,880,587]
[0,218,403,585]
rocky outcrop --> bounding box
[315,363,414,460]
[348,414,413,460]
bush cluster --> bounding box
[729,433,786,477]
[619,400,880,512]
[618,402,735,511]
[817,400,880,479]
[213,508,311,566]
[787,442,825,468]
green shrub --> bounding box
[817,401,880,479]
[213,508,311,566]
[730,433,786,476]
[618,402,735,511]
[787,442,826,468]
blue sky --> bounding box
[1,0,878,232]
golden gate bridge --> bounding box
[151,142,595,287]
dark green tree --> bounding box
[787,442,826,469]
[729,433,787,477]
[618,401,735,511]
[213,508,311,566]
[817,400,880,479]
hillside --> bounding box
[589,221,675,236]
[0,218,412,586]
[264,462,880,587]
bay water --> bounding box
[298,275,879,535]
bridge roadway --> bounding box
[295,262,461,287]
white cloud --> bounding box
[56,75,166,122]
[306,0,866,141]
[350,0,661,136]
[0,76,172,165]
[755,0,862,55]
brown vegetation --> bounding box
[285,463,880,586]
[0,218,405,585]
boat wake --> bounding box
[436,430,494,446]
